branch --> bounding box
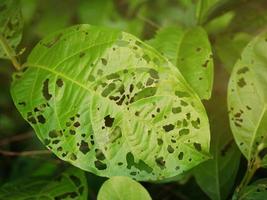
[0,34,21,70]
[0,149,51,157]
[0,132,33,146]
[137,14,160,29]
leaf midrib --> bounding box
[24,63,209,165]
[248,105,267,159]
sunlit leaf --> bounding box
[232,179,267,200]
[149,26,214,100]
[0,167,88,200]
[228,32,267,165]
[97,176,151,200]
[11,24,210,181]
[0,0,23,59]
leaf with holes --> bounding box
[97,176,151,200]
[228,32,267,166]
[11,24,210,181]
[0,167,88,200]
[0,0,23,59]
[232,179,267,200]
[148,26,214,100]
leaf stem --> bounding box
[0,34,21,70]
[235,157,260,196]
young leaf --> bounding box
[149,26,214,100]
[147,26,184,65]
[196,0,242,25]
[0,0,23,59]
[0,167,88,200]
[11,24,210,181]
[228,32,267,166]
[196,0,221,24]
[97,176,151,200]
[232,179,267,200]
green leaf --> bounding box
[214,32,252,73]
[196,0,243,25]
[97,176,151,200]
[11,24,210,181]
[149,26,214,100]
[33,0,72,37]
[148,26,184,65]
[0,167,88,200]
[194,95,240,200]
[232,179,267,200]
[196,0,221,24]
[0,0,23,59]
[77,0,144,37]
[228,32,267,165]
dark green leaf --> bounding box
[194,95,240,200]
[214,32,252,72]
[232,179,267,200]
[0,167,88,200]
[78,0,144,37]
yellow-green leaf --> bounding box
[11,24,210,181]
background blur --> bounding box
[1,0,267,199]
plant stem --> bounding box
[137,14,160,28]
[235,157,260,196]
[0,149,51,157]
[0,34,21,70]
[0,132,33,146]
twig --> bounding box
[137,14,160,29]
[0,132,33,146]
[0,149,51,157]
[0,34,21,70]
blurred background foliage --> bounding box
[1,0,267,199]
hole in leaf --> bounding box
[193,143,202,151]
[56,78,64,87]
[42,79,52,100]
[94,160,107,170]
[163,124,174,132]
[104,115,114,127]
[79,140,90,154]
[155,157,166,169]
[178,152,184,160]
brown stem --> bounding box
[0,34,21,70]
[0,132,33,146]
[0,149,51,157]
[137,14,160,28]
